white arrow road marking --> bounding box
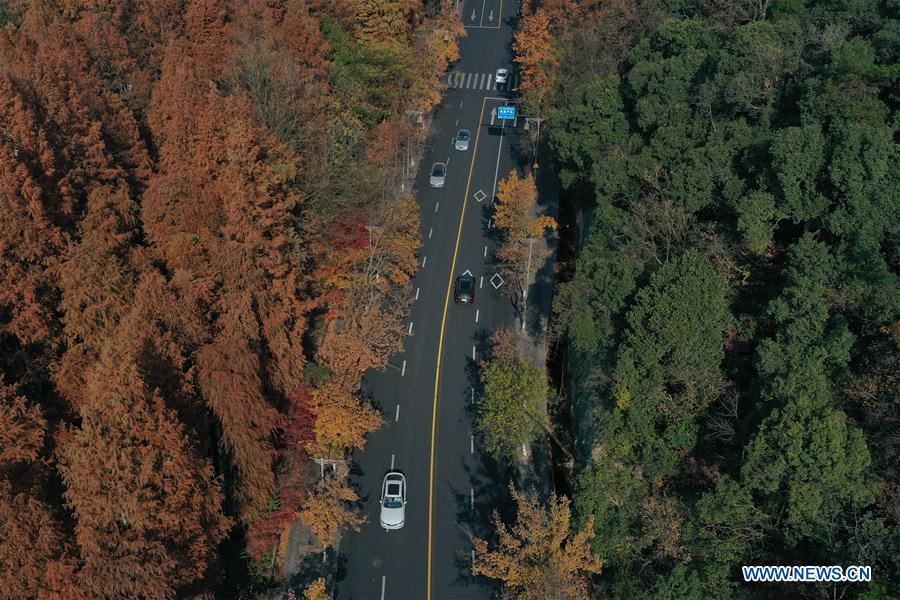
[488,10,494,22]
[470,9,476,20]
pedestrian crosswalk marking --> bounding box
[446,71,521,92]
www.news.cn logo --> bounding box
[742,565,872,583]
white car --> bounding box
[380,472,406,530]
[429,162,447,188]
[495,68,509,85]
[454,129,471,151]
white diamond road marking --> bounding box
[490,273,505,289]
[473,189,486,203]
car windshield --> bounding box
[458,131,469,140]
[432,164,445,176]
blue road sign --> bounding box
[497,105,516,120]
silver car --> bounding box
[454,129,471,151]
[495,68,509,85]
[380,472,406,530]
[429,162,447,188]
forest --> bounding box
[0,0,461,597]
[509,0,898,598]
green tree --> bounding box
[613,250,732,426]
[479,357,549,461]
[756,234,854,402]
[743,394,875,545]
[548,76,628,188]
[770,123,828,223]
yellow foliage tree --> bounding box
[473,487,603,600]
[299,477,366,549]
[307,378,383,459]
[303,577,331,600]
[493,170,557,299]
[494,170,557,240]
[353,0,420,43]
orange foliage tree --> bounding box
[513,10,559,114]
[58,336,231,599]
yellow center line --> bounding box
[426,95,489,600]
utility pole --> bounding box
[524,116,544,168]
[521,237,534,330]
[313,456,346,565]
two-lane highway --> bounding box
[339,3,526,598]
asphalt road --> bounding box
[338,3,535,598]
